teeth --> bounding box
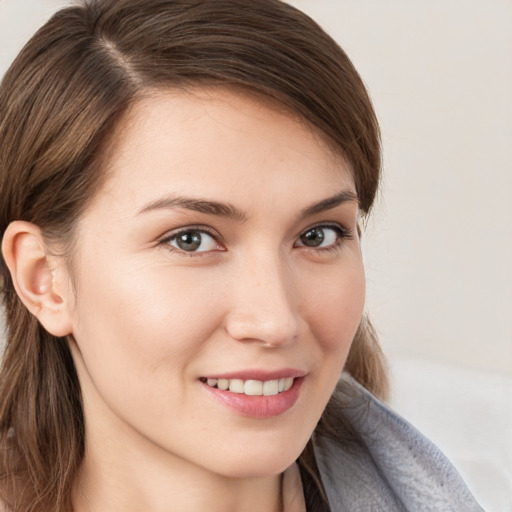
[229,379,244,393]
[217,379,229,391]
[263,380,279,396]
[244,380,263,395]
[203,377,295,396]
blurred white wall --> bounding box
[1,1,511,510]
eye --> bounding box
[165,229,221,253]
[295,224,349,249]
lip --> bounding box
[200,373,305,419]
[203,368,305,381]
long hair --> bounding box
[0,1,386,510]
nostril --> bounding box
[225,313,298,347]
[225,266,299,345]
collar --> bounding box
[312,374,484,512]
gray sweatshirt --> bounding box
[312,374,484,511]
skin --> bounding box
[5,88,366,511]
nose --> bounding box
[224,252,299,348]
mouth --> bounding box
[199,373,304,418]
[199,377,294,396]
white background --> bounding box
[1,1,511,510]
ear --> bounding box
[1,221,73,337]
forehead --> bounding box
[92,87,354,213]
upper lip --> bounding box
[202,368,306,381]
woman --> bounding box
[0,0,483,511]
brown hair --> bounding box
[0,0,387,510]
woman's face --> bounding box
[66,89,365,478]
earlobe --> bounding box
[1,221,73,337]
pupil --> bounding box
[177,232,202,251]
[301,227,324,247]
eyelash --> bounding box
[160,226,223,256]
[294,223,354,254]
[159,223,354,256]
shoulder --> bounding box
[312,373,484,512]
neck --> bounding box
[72,449,284,512]
[71,423,284,512]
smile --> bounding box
[201,377,294,396]
[200,375,304,418]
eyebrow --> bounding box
[138,195,248,222]
[299,189,359,217]
[137,189,359,221]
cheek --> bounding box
[68,259,230,443]
[303,257,365,356]
[70,257,225,381]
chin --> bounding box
[203,435,309,479]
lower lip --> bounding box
[201,378,304,418]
